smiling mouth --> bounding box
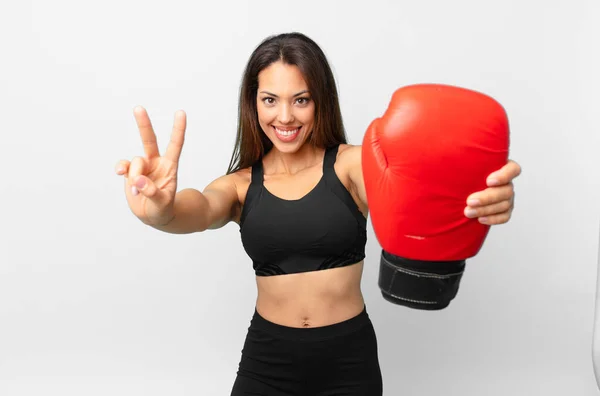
[274,126,301,136]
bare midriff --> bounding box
[255,261,365,328]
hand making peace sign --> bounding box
[115,106,187,226]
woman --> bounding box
[115,32,521,395]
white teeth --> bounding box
[275,127,299,136]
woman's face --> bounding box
[256,61,315,154]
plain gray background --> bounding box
[1,0,599,394]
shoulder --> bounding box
[203,167,252,207]
[229,166,252,187]
[333,144,368,215]
[336,143,362,169]
[202,167,252,225]
[205,167,250,191]
[337,143,361,158]
[332,144,362,189]
[228,167,253,209]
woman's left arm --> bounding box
[345,145,522,225]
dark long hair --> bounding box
[226,32,347,174]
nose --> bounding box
[277,103,294,124]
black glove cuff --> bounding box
[378,250,466,310]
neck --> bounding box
[266,144,325,175]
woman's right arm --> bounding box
[152,175,241,234]
[117,107,243,235]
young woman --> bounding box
[115,32,521,396]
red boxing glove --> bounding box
[362,84,510,310]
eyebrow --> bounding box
[258,90,310,97]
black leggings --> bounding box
[230,306,383,396]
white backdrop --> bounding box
[1,0,599,395]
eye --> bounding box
[295,97,311,106]
[261,97,275,105]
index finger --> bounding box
[165,110,187,163]
[133,106,160,159]
[466,183,513,207]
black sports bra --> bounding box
[239,145,367,276]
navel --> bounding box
[301,317,312,328]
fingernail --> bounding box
[131,186,139,196]
[467,199,480,206]
[117,167,124,174]
[135,178,146,190]
[479,217,489,224]
[465,208,477,218]
[487,178,500,186]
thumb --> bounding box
[362,118,389,206]
[133,175,162,200]
[362,118,387,175]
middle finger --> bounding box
[465,199,513,218]
[134,106,160,159]
[468,183,514,206]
